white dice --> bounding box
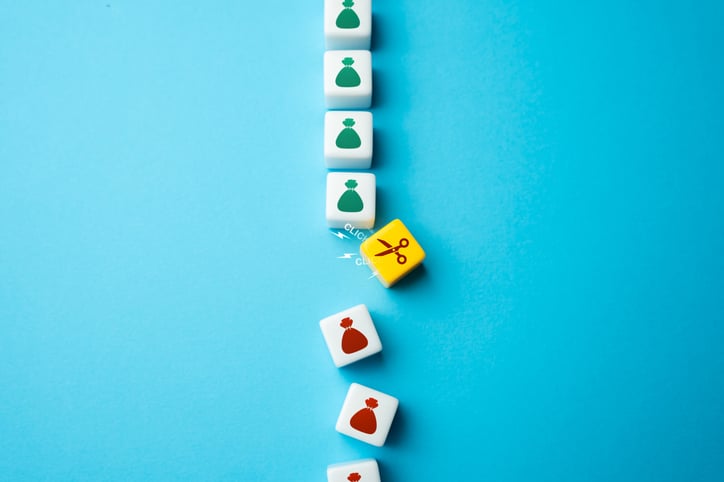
[324,50,372,109]
[325,111,373,169]
[336,383,398,447]
[327,459,380,482]
[324,0,372,50]
[326,172,375,229]
[320,304,382,367]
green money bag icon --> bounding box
[336,118,362,149]
[337,179,364,212]
[336,0,360,29]
[335,57,361,87]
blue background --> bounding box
[1,1,723,480]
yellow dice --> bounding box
[360,219,426,287]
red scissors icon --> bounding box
[375,237,409,264]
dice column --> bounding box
[322,2,387,481]
[320,2,427,481]
[323,0,376,232]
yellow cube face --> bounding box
[360,219,426,288]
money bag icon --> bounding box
[340,317,368,354]
[336,57,361,87]
[350,397,378,434]
[336,0,360,29]
[336,118,361,149]
[337,179,364,212]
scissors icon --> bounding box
[375,237,409,265]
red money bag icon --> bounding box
[340,317,368,354]
[350,397,378,434]
[347,473,362,482]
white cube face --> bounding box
[325,111,373,169]
[324,50,372,109]
[336,383,398,447]
[324,0,372,50]
[327,459,380,482]
[326,172,376,229]
[320,304,382,367]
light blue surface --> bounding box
[1,1,723,480]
